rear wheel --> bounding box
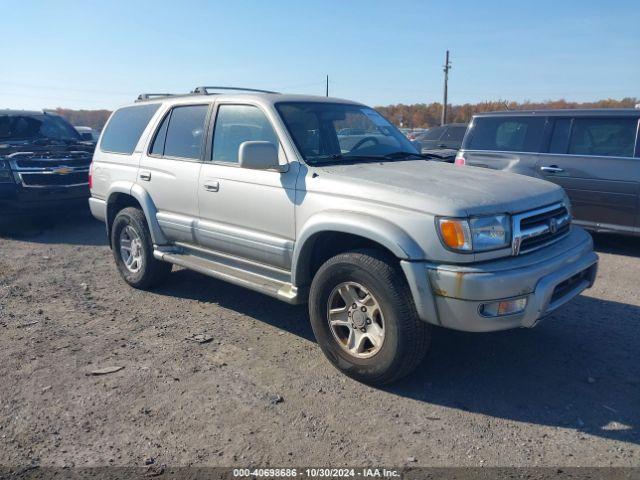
[111,207,171,289]
[309,249,430,385]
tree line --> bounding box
[376,98,639,128]
[48,108,112,131]
[51,97,638,131]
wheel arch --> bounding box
[105,182,168,246]
[291,211,424,287]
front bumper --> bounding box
[401,227,598,332]
[0,183,90,216]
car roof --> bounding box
[127,92,365,110]
[473,108,640,118]
[0,109,46,116]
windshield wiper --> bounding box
[308,151,434,165]
[381,151,434,160]
[309,154,384,165]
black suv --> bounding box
[414,123,467,161]
[0,110,94,220]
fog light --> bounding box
[480,297,527,317]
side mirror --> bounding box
[410,140,422,152]
[239,141,284,171]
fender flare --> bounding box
[291,210,424,286]
[105,182,168,245]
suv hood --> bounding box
[310,160,565,217]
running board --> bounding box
[153,249,304,304]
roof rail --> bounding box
[135,93,177,102]
[192,86,279,95]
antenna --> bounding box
[326,75,329,97]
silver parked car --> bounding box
[89,87,598,384]
[74,126,100,142]
[456,109,640,236]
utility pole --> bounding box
[326,75,329,97]
[441,50,451,125]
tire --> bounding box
[309,249,430,385]
[110,207,171,289]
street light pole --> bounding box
[441,50,451,125]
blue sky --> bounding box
[1,0,638,110]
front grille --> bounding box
[5,151,92,188]
[15,157,91,169]
[20,172,88,187]
[513,203,571,255]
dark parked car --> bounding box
[414,123,467,161]
[0,110,94,222]
[456,109,640,236]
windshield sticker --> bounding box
[361,108,390,127]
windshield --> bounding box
[275,102,419,164]
[0,114,81,142]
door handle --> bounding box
[139,171,151,181]
[540,165,564,174]
[203,181,219,192]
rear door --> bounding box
[138,103,211,243]
[538,115,640,233]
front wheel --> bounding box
[308,250,430,385]
[111,207,171,289]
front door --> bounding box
[538,116,640,233]
[138,104,210,243]
[196,103,297,270]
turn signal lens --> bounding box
[438,219,472,251]
[480,297,528,317]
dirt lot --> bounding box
[0,212,638,468]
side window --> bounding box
[568,117,637,158]
[162,105,209,159]
[150,111,171,156]
[469,117,545,152]
[212,105,279,163]
[548,118,571,154]
[101,104,160,154]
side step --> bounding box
[153,248,304,305]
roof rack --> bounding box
[135,93,177,102]
[191,86,279,95]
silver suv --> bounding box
[89,87,599,384]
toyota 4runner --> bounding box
[89,87,599,384]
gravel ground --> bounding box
[0,212,638,468]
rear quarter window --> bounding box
[568,117,637,158]
[100,104,160,154]
[468,116,545,153]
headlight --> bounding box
[438,215,511,252]
[0,159,13,183]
